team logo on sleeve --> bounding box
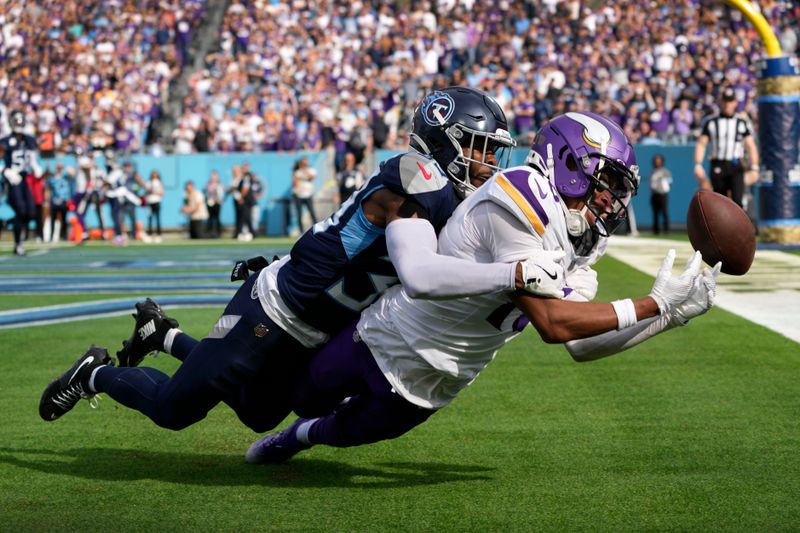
[254,323,269,337]
[422,91,455,126]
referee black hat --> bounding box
[721,87,736,101]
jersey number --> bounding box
[327,271,398,312]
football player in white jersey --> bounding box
[245,112,721,463]
[40,88,562,433]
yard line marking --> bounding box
[607,236,800,344]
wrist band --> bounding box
[611,299,637,330]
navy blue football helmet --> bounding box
[9,110,26,134]
[410,87,515,197]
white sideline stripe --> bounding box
[0,297,137,317]
[0,304,223,330]
[207,314,241,339]
[607,236,800,344]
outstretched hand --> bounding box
[649,249,703,315]
[671,262,721,326]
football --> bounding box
[687,190,756,275]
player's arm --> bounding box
[513,292,660,344]
[563,262,720,361]
[363,188,515,298]
[363,189,554,299]
[514,250,705,345]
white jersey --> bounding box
[359,166,600,409]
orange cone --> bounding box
[135,221,144,241]
[68,216,83,242]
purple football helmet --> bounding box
[526,112,639,243]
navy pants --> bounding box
[291,322,436,448]
[710,160,745,207]
[7,181,35,245]
[95,275,311,431]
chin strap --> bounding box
[563,203,590,237]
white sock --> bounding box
[163,328,182,354]
[87,366,105,393]
[295,418,318,445]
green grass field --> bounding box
[1,241,798,532]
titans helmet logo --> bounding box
[422,91,455,126]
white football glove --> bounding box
[670,262,721,326]
[520,250,566,298]
[3,167,23,186]
[649,249,702,315]
[565,266,598,301]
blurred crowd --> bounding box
[2,0,798,157]
[0,0,206,154]
[174,0,798,154]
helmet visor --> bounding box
[448,124,516,195]
[588,156,639,236]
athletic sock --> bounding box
[295,418,318,445]
[87,365,105,393]
[165,330,199,361]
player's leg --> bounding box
[302,345,435,448]
[7,185,25,251]
[290,321,366,418]
[247,324,436,463]
[8,183,34,254]
[224,340,312,433]
[73,192,88,238]
[41,334,224,428]
[42,274,295,431]
[168,330,199,361]
[94,193,105,233]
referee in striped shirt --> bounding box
[693,87,760,207]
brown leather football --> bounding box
[687,190,756,276]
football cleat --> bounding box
[39,345,113,421]
[116,298,179,367]
[245,418,312,464]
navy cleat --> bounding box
[246,418,312,464]
[39,345,113,421]
[116,298,179,367]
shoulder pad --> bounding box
[396,152,449,195]
[476,166,557,237]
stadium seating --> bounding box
[2,0,797,154]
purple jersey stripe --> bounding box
[502,169,549,227]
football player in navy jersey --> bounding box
[40,87,566,432]
[240,112,720,464]
[1,111,43,256]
